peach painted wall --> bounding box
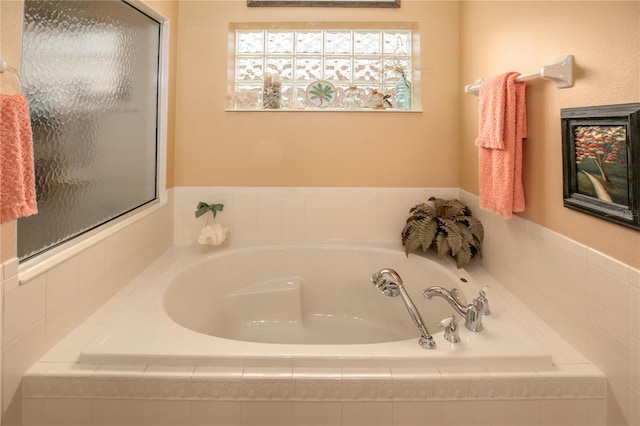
[174,0,460,188]
[459,1,640,268]
[146,0,179,190]
[0,0,23,263]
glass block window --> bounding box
[229,25,417,110]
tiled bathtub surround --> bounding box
[4,186,639,425]
[21,241,606,425]
[173,187,459,245]
[459,190,640,426]
[22,363,606,426]
[1,195,174,423]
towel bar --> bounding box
[465,55,574,96]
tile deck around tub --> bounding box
[22,258,606,404]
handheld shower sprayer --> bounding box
[370,268,436,349]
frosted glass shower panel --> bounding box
[18,0,161,260]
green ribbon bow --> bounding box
[195,202,224,219]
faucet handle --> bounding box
[477,286,490,315]
[439,315,460,343]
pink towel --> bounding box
[476,72,527,219]
[0,94,37,223]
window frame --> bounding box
[227,22,421,111]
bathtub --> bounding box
[79,242,552,368]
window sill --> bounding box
[225,108,423,113]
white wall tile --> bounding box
[92,399,142,426]
[3,320,46,410]
[74,242,106,290]
[256,188,283,226]
[255,224,282,241]
[588,249,630,281]
[232,188,258,225]
[4,273,46,344]
[525,221,556,292]
[342,402,393,426]
[538,399,591,426]
[490,400,539,426]
[3,272,19,293]
[631,284,640,339]
[142,400,191,426]
[280,189,306,226]
[630,335,640,390]
[2,397,22,426]
[629,267,640,289]
[586,321,629,415]
[45,257,80,314]
[588,399,607,426]
[191,401,242,426]
[586,263,629,346]
[628,385,640,426]
[240,402,292,426]
[291,402,342,426]
[441,401,490,426]
[392,401,443,426]
[22,398,44,426]
[2,257,19,281]
[304,188,330,226]
[41,398,92,426]
[554,234,588,259]
[552,245,588,318]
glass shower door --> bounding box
[18,0,161,261]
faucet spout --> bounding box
[371,269,436,349]
[423,286,483,332]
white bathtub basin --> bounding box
[80,242,553,368]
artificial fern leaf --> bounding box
[466,216,484,242]
[431,197,465,218]
[403,231,422,255]
[435,233,450,258]
[456,222,475,245]
[440,218,462,255]
[455,245,472,268]
[418,219,438,252]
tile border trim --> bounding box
[23,374,606,402]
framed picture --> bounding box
[561,103,640,230]
[248,0,400,7]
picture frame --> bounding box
[247,0,400,7]
[561,103,640,231]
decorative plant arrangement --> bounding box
[401,197,484,268]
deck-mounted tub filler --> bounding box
[23,242,607,425]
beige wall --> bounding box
[174,0,460,188]
[0,0,24,262]
[144,0,179,189]
[146,0,179,189]
[459,1,640,268]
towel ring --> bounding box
[0,56,24,93]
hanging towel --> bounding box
[0,94,37,223]
[476,72,527,219]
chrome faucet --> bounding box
[371,268,436,349]
[422,286,483,332]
